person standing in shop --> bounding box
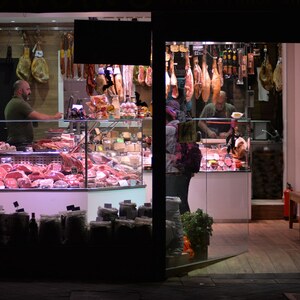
[4,79,63,151]
[166,101,200,214]
[198,90,236,138]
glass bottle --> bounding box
[28,212,38,245]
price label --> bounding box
[118,180,128,187]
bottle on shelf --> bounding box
[28,212,39,245]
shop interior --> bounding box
[0,12,285,277]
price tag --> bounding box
[118,180,128,187]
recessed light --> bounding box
[51,19,56,23]
[10,20,15,23]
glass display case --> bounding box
[0,119,149,222]
[0,119,144,189]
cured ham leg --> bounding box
[170,57,179,99]
[16,45,32,81]
[193,56,202,100]
[123,65,134,99]
[114,65,124,102]
[259,46,273,91]
[66,33,72,78]
[86,64,96,96]
[184,52,194,102]
[273,57,282,92]
[60,33,66,75]
[201,52,211,102]
[211,57,221,104]
[165,62,171,99]
[31,41,49,84]
[138,65,145,85]
[217,57,224,87]
[145,66,152,87]
[95,65,107,95]
[106,65,117,96]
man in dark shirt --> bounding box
[198,90,236,138]
[4,80,63,150]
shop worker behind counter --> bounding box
[198,90,236,139]
[4,80,63,151]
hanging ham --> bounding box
[145,66,152,87]
[211,57,221,104]
[165,62,171,99]
[86,64,96,96]
[169,57,179,99]
[193,56,202,100]
[259,47,274,91]
[106,65,117,97]
[123,65,134,98]
[138,65,145,85]
[60,33,66,75]
[184,52,194,102]
[95,65,107,95]
[273,57,282,92]
[217,57,224,87]
[31,41,49,84]
[16,32,32,82]
[201,52,211,102]
[114,65,124,102]
[16,45,32,82]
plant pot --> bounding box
[192,233,210,261]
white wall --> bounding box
[285,43,300,192]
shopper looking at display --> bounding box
[166,102,201,214]
[198,90,236,139]
[4,80,63,150]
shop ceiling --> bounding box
[0,12,151,30]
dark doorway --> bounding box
[0,58,18,141]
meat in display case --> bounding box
[0,119,144,190]
[198,117,251,172]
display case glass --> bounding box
[0,119,145,190]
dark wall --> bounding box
[0,58,18,141]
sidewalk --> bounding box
[1,273,300,299]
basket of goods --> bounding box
[86,95,109,119]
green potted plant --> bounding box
[181,208,213,260]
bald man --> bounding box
[4,80,63,150]
[198,91,236,139]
